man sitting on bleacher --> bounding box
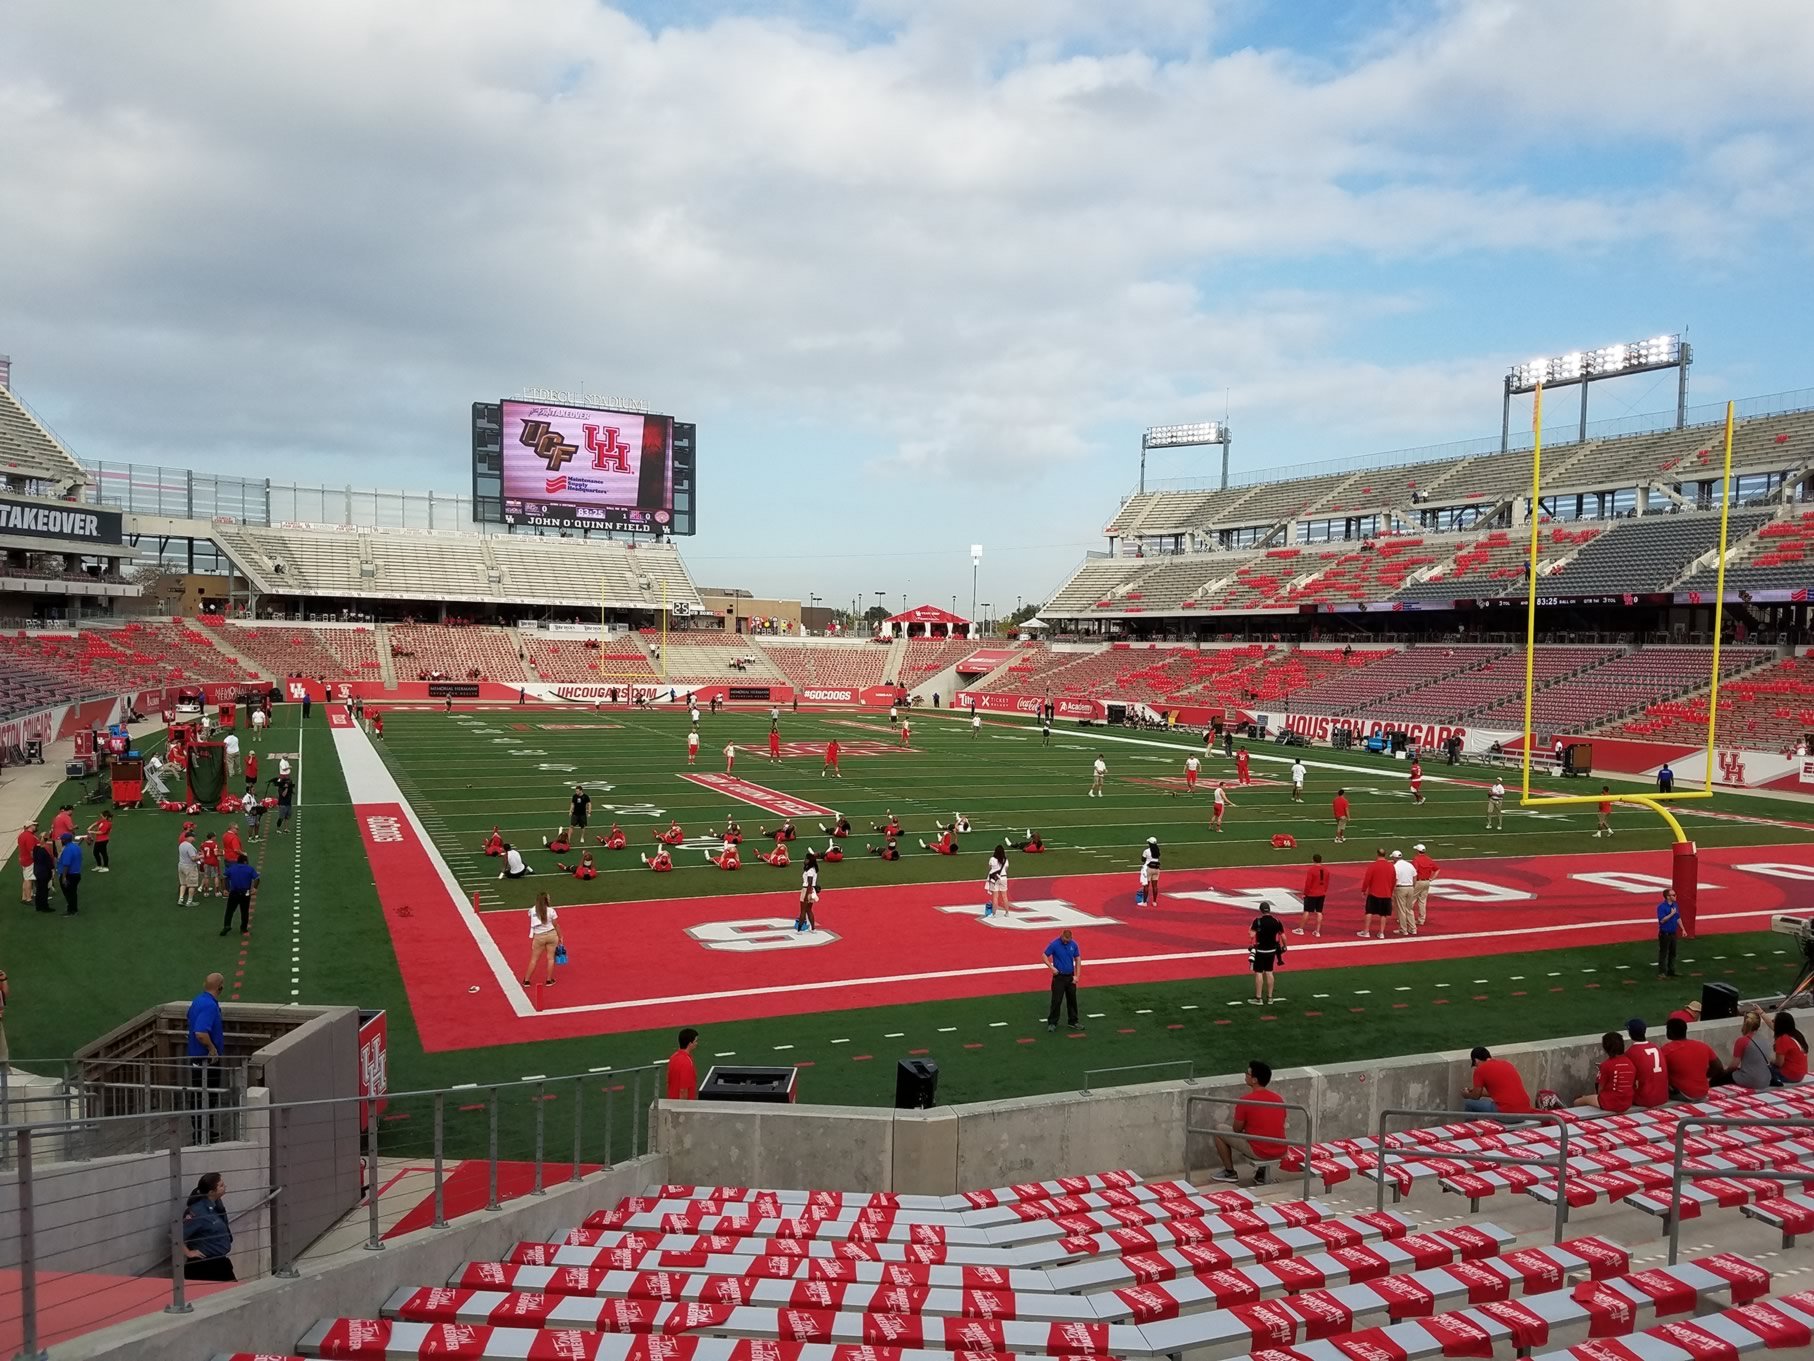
[1210,1059,1288,1185]
[1663,1015,1721,1101]
[1573,1031,1636,1111]
[1462,1046,1532,1114]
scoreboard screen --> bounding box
[472,399,696,535]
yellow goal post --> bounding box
[1517,391,1738,844]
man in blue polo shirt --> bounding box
[220,855,259,938]
[187,973,226,1142]
[1044,929,1083,1034]
[1656,887,1681,979]
[56,833,83,915]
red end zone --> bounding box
[358,802,1814,1051]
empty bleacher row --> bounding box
[203,1129,1814,1361]
[0,383,88,493]
[1611,654,1814,751]
[760,642,896,691]
[220,623,384,680]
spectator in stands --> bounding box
[1210,1060,1288,1185]
[1462,1046,1532,1114]
[1657,762,1675,794]
[1655,887,1681,978]
[666,1029,699,1099]
[1626,1020,1669,1108]
[181,1172,235,1281]
[1662,1016,1720,1100]
[1668,998,1702,1026]
[1575,1032,1636,1111]
[1773,1012,1808,1085]
[1727,1007,1773,1090]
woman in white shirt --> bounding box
[1140,837,1161,906]
[984,845,1009,919]
[797,851,820,932]
[523,894,561,988]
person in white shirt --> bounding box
[1391,850,1418,936]
[499,844,530,880]
[1487,778,1506,831]
[971,711,982,740]
[889,703,899,725]
[1089,757,1106,797]
[1139,838,1161,905]
[984,845,1009,918]
[689,704,700,728]
[223,731,240,777]
[1212,781,1234,831]
[523,895,561,989]
[250,706,268,732]
[722,742,736,773]
[176,834,201,906]
[686,729,699,765]
[278,757,292,778]
[796,852,820,932]
[1184,755,1200,791]
[1289,759,1306,802]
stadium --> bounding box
[5,5,1814,1360]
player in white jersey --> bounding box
[1486,778,1505,830]
[1184,755,1200,791]
[1089,757,1106,797]
[687,729,699,765]
[1290,759,1306,802]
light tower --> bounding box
[1502,334,1690,451]
[1142,422,1232,492]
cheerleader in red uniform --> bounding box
[545,828,571,854]
[819,814,851,839]
[557,850,598,879]
[761,819,796,843]
[653,821,685,846]
[756,842,791,867]
[481,827,505,857]
[705,839,741,870]
[867,839,901,860]
[871,811,901,836]
[641,848,674,872]
[598,823,627,850]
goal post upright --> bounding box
[1516,393,1737,933]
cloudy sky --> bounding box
[3,0,1812,614]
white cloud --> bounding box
[0,0,1808,545]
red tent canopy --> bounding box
[883,604,972,638]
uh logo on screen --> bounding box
[520,419,633,474]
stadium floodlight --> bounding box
[1140,422,1234,492]
[1501,332,1690,449]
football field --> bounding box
[6,701,1813,1131]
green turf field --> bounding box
[3,702,1810,1160]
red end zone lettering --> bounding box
[680,773,838,818]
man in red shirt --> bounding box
[1662,1016,1719,1100]
[1298,854,1328,938]
[1235,748,1251,786]
[1331,789,1349,844]
[50,805,75,842]
[1576,1032,1636,1111]
[822,740,841,779]
[1463,1046,1532,1113]
[244,749,260,793]
[1407,759,1424,805]
[1211,1059,1289,1184]
[1411,844,1440,930]
[665,1027,700,1100]
[1595,786,1614,838]
[1358,848,1395,940]
[16,822,36,904]
[1626,1019,1669,1108]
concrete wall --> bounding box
[55,1152,667,1361]
[656,1020,1737,1191]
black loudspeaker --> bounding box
[895,1058,939,1110]
[1700,982,1739,1022]
[699,1065,798,1104]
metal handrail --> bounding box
[1665,1113,1814,1264]
[1082,1060,1194,1094]
[1186,1092,1315,1202]
[1374,1107,1571,1244]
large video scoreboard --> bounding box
[472,397,695,535]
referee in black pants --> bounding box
[1043,929,1083,1032]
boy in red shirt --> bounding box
[1331,789,1349,843]
[200,832,223,897]
[822,740,841,778]
[1408,759,1424,805]
[244,750,259,792]
[1662,1016,1719,1099]
[1463,1046,1532,1113]
[1595,786,1614,838]
[1625,1019,1669,1108]
[665,1028,699,1100]
[1210,1059,1288,1183]
[1298,854,1327,938]
[768,727,782,763]
[1576,1032,1636,1111]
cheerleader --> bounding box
[820,841,845,863]
[1139,837,1161,905]
[481,827,504,857]
[796,850,820,932]
[761,819,796,842]
[544,827,572,854]
[756,842,791,868]
[872,811,902,836]
[557,850,598,879]
[653,820,685,846]
[641,848,674,872]
[984,844,1009,918]
[598,823,628,850]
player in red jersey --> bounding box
[820,841,846,863]
[1331,789,1350,843]
[872,810,901,836]
[921,828,959,855]
[761,819,796,842]
[598,823,627,850]
[1020,829,1045,853]
[653,821,685,846]
[481,827,504,857]
[1298,854,1328,937]
[822,740,841,778]
[1625,1020,1669,1107]
[641,848,673,872]
[819,814,851,839]
[867,838,901,860]
[1235,747,1251,786]
[767,716,782,763]
[705,840,741,871]
[1408,758,1424,805]
[545,827,572,853]
[557,850,598,879]
[1211,782,1234,831]
[755,842,791,867]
